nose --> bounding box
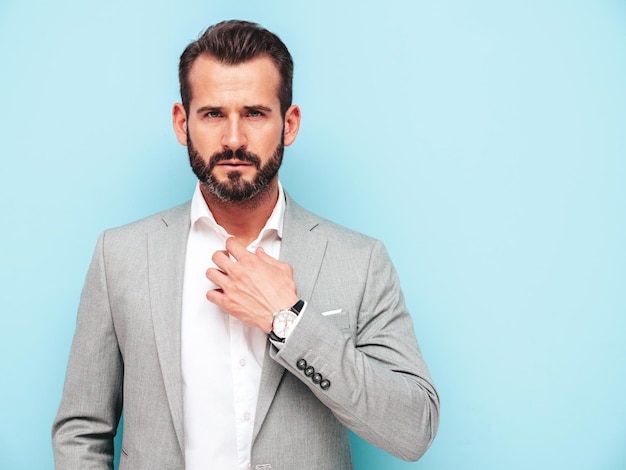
[221,117,247,151]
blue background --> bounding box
[1,1,625,469]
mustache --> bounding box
[209,148,262,170]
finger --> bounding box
[255,246,279,263]
[256,247,292,274]
[225,237,251,261]
[206,266,228,287]
[205,287,224,305]
[212,249,233,271]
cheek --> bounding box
[189,126,220,150]
[256,126,285,149]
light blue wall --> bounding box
[1,1,625,468]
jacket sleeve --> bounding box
[52,232,123,469]
[270,239,440,462]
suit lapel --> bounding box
[147,204,190,455]
[252,195,328,442]
[143,197,327,448]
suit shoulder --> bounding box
[286,196,380,250]
[102,202,190,243]
[316,214,378,248]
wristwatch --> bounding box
[269,300,305,343]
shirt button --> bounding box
[244,412,251,421]
[239,358,246,367]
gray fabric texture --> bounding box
[52,195,439,470]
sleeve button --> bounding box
[320,379,331,390]
[304,366,315,377]
[312,373,322,384]
[296,359,307,370]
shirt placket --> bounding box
[230,315,256,470]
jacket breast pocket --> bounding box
[321,309,352,333]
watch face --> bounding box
[273,310,298,338]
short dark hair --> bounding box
[178,20,294,115]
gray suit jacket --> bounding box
[52,195,439,470]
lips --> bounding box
[208,149,262,170]
[217,159,253,167]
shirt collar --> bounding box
[190,181,286,240]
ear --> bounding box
[283,104,301,147]
[172,102,188,146]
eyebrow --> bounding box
[196,105,221,115]
[245,105,273,113]
[195,105,274,115]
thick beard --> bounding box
[187,132,284,202]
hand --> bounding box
[206,237,299,333]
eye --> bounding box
[247,109,264,118]
[205,110,221,119]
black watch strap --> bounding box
[268,330,284,343]
[291,299,305,315]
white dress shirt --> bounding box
[181,182,285,470]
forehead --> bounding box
[187,54,281,107]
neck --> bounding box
[200,179,280,247]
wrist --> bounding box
[269,299,306,343]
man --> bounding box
[52,20,439,470]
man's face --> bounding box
[187,129,284,202]
[174,55,299,202]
